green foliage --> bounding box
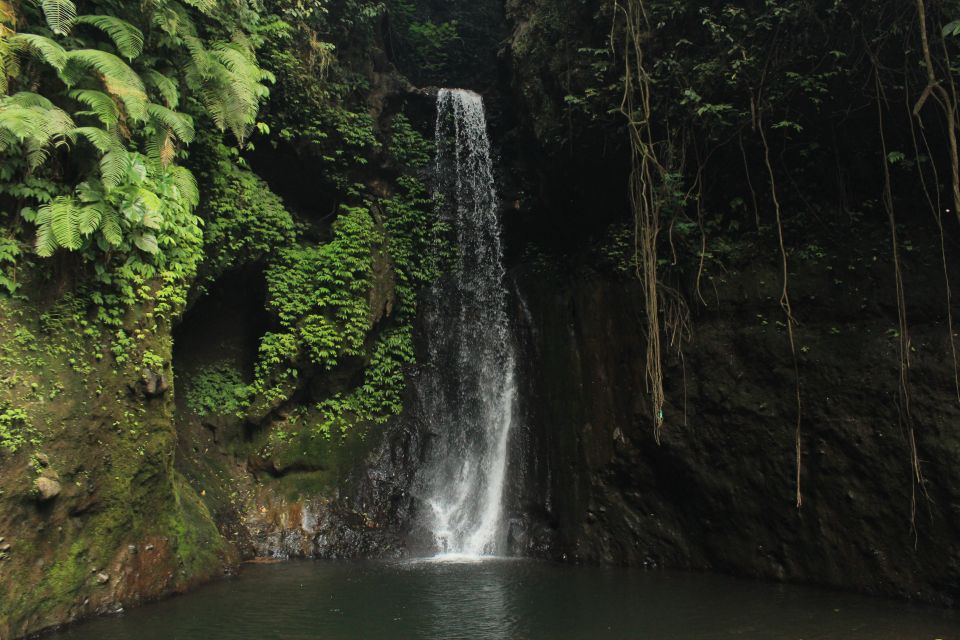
[384,0,503,87]
[73,14,144,60]
[313,326,413,437]
[185,363,250,417]
[0,234,21,294]
[256,4,382,195]
[386,113,432,168]
[257,205,378,379]
[382,176,450,316]
[388,1,460,80]
[0,401,34,453]
[0,0,271,309]
[194,136,297,283]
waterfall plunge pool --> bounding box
[46,559,959,639]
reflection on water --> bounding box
[48,559,960,640]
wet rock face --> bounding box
[507,264,960,605]
[229,417,427,561]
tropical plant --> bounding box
[0,0,271,290]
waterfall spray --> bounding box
[417,89,517,557]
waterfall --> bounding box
[417,88,517,557]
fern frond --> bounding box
[77,201,106,235]
[7,91,55,109]
[146,102,194,143]
[0,53,6,96]
[74,15,144,60]
[69,89,119,128]
[51,196,81,249]
[150,1,198,39]
[100,206,122,246]
[180,0,216,16]
[99,149,129,189]
[70,125,121,153]
[0,0,16,29]
[10,33,68,70]
[70,126,129,188]
[0,36,14,95]
[63,49,147,121]
[39,0,77,35]
[184,37,271,142]
[0,94,74,168]
[144,129,165,164]
[35,196,81,254]
[169,164,198,208]
[144,69,180,108]
[33,201,58,256]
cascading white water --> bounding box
[417,88,518,557]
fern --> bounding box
[74,15,144,60]
[146,103,194,143]
[100,206,122,246]
[69,90,120,128]
[145,130,174,165]
[70,125,120,152]
[33,205,58,257]
[77,200,106,235]
[5,91,56,109]
[99,150,130,190]
[144,69,180,108]
[180,0,217,16]
[0,0,15,28]
[0,34,16,95]
[10,33,68,70]
[149,0,198,39]
[62,49,147,121]
[70,126,129,189]
[33,189,127,255]
[34,196,81,254]
[0,93,74,168]
[184,36,272,141]
[169,165,198,207]
[37,0,77,35]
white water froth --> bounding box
[417,89,518,559]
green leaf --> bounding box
[133,232,158,254]
[146,103,194,143]
[74,15,144,60]
[144,70,180,108]
[69,90,120,128]
[40,0,77,35]
[9,33,68,70]
[63,49,147,121]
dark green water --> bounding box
[49,559,960,640]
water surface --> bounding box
[49,559,960,639]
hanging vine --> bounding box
[913,0,960,223]
[613,0,690,442]
[873,68,926,534]
[757,111,804,509]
